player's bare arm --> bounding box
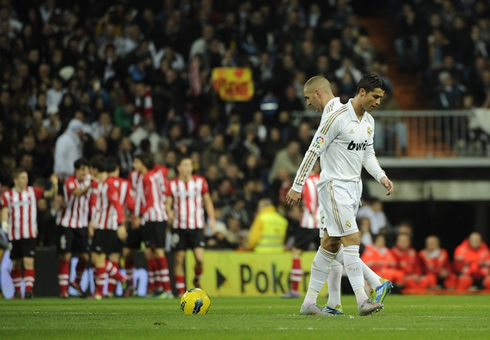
[1,207,8,232]
[165,196,175,226]
[380,176,394,195]
[203,193,216,234]
[43,173,59,198]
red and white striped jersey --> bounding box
[166,175,209,230]
[112,176,135,215]
[1,187,43,240]
[137,169,168,223]
[300,173,320,229]
[92,177,125,230]
[128,170,142,216]
[56,176,97,228]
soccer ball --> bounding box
[180,288,211,315]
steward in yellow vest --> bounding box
[248,198,288,253]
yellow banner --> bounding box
[185,250,329,297]
[211,67,254,101]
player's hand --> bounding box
[286,189,301,206]
[380,176,394,195]
[117,225,128,241]
[88,222,95,238]
[132,216,141,229]
[50,173,59,185]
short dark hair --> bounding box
[74,158,90,170]
[356,73,386,94]
[177,154,192,165]
[90,155,107,172]
[12,168,27,180]
[105,157,118,173]
[134,152,154,170]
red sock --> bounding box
[24,269,35,293]
[105,260,125,282]
[194,266,203,287]
[156,256,171,292]
[124,258,135,287]
[58,260,70,296]
[147,259,156,293]
[175,275,186,295]
[291,258,302,293]
[95,266,107,296]
[73,260,86,285]
[11,268,22,294]
[151,258,163,292]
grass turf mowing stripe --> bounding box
[0,295,489,340]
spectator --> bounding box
[268,140,302,183]
[453,232,490,291]
[391,233,431,291]
[129,118,161,155]
[361,234,404,288]
[53,119,85,179]
[248,198,288,253]
[419,235,457,290]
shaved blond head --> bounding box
[304,76,332,93]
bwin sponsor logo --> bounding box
[347,140,368,151]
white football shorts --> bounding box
[318,180,362,238]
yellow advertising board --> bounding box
[211,67,254,101]
[185,250,329,297]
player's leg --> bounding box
[22,256,35,299]
[174,250,186,297]
[154,247,172,298]
[57,227,73,298]
[325,259,344,314]
[190,229,206,289]
[70,228,90,296]
[107,252,122,297]
[91,230,108,299]
[142,222,158,296]
[192,246,204,288]
[22,238,37,299]
[282,247,302,298]
[10,244,23,299]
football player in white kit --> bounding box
[286,74,394,316]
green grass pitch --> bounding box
[1,295,489,340]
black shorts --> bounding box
[125,224,143,250]
[91,229,119,254]
[57,226,89,254]
[10,238,37,259]
[142,221,167,249]
[171,229,205,251]
[293,227,320,251]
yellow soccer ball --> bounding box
[180,288,211,315]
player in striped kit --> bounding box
[122,167,143,296]
[106,158,134,297]
[286,74,394,316]
[133,153,173,298]
[1,168,58,299]
[282,163,345,314]
[166,156,217,296]
[89,158,128,299]
[56,158,96,298]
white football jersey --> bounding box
[292,99,386,193]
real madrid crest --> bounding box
[346,220,351,228]
[367,126,372,135]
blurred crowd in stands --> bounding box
[0,0,489,283]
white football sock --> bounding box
[326,260,343,309]
[336,245,382,289]
[343,245,369,306]
[302,246,336,307]
[361,261,382,289]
